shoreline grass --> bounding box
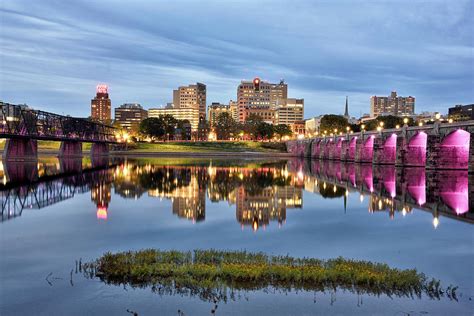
[83,249,457,302]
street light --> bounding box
[379,121,384,127]
[418,122,423,127]
[448,118,453,123]
[361,124,365,131]
[395,124,400,129]
[435,113,441,120]
[403,117,409,125]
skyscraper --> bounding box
[91,84,111,123]
[237,78,287,123]
[370,91,415,117]
[172,83,207,120]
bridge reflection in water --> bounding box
[1,158,472,228]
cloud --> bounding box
[0,0,472,118]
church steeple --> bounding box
[344,96,349,118]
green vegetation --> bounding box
[127,141,286,153]
[83,249,457,303]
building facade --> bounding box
[148,106,200,130]
[370,91,415,117]
[275,98,304,126]
[305,116,323,136]
[448,104,474,121]
[91,84,111,123]
[208,102,232,127]
[237,78,287,122]
[114,103,148,130]
[173,83,207,120]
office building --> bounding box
[91,84,111,123]
[237,78,287,122]
[114,103,148,130]
[173,83,207,120]
[370,91,415,117]
[275,98,304,126]
[148,105,200,130]
[448,104,474,120]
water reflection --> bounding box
[1,158,472,227]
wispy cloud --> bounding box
[0,0,472,117]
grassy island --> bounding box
[83,249,457,302]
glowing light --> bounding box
[361,124,365,130]
[359,194,364,203]
[403,117,409,124]
[395,124,400,129]
[435,113,441,120]
[96,207,108,220]
[433,217,439,229]
[96,84,108,94]
[448,118,453,123]
[418,122,423,127]
[297,134,305,140]
[402,208,407,217]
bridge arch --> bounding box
[333,138,344,160]
[348,136,357,161]
[436,129,470,169]
[359,135,374,162]
[405,131,427,166]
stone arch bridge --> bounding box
[287,121,474,171]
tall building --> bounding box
[237,78,287,122]
[114,103,148,130]
[173,83,207,120]
[229,100,239,121]
[275,98,304,126]
[370,91,415,117]
[148,105,200,130]
[448,104,474,121]
[208,102,232,127]
[91,84,111,123]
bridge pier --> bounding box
[2,160,38,183]
[373,134,397,165]
[59,158,83,174]
[59,141,82,158]
[91,142,109,156]
[2,138,38,161]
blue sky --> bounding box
[0,0,472,118]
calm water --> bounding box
[0,156,473,315]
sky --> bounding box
[0,0,473,118]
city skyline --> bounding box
[1,1,472,118]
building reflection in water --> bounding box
[0,158,472,229]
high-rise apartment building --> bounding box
[370,91,415,117]
[114,103,148,130]
[173,83,207,120]
[91,84,111,123]
[275,98,304,126]
[237,78,287,122]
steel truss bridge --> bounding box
[0,166,114,222]
[0,102,116,142]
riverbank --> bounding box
[0,140,289,156]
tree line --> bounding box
[138,112,293,141]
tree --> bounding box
[362,116,413,131]
[215,112,238,140]
[244,114,263,140]
[177,119,192,140]
[274,124,292,140]
[256,122,274,140]
[160,114,178,140]
[320,115,349,135]
[139,117,165,139]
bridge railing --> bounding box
[0,102,117,143]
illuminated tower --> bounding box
[91,84,112,123]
